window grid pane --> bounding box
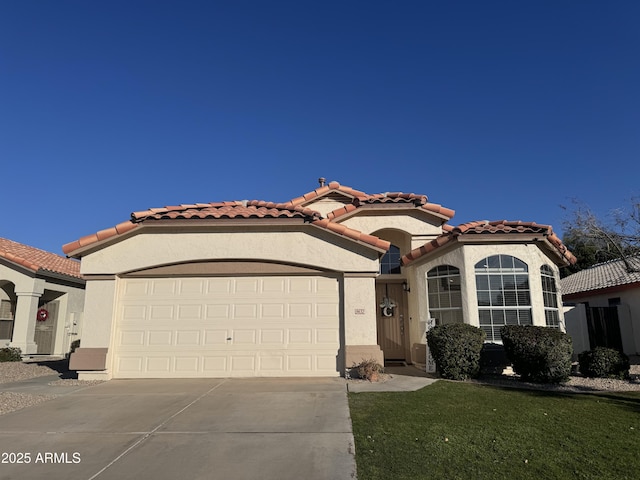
[476,255,531,342]
[428,265,463,325]
[380,245,402,274]
[540,265,560,328]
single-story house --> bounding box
[64,180,575,380]
[561,256,640,355]
[0,237,85,356]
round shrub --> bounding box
[0,347,22,362]
[500,325,573,383]
[427,323,486,380]
[578,347,630,379]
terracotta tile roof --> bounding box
[64,199,389,256]
[288,181,367,206]
[311,218,390,251]
[401,220,577,266]
[307,184,455,221]
[561,256,640,296]
[0,237,82,279]
[131,201,322,221]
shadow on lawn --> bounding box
[475,377,640,414]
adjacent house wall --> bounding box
[0,262,85,355]
[564,288,640,355]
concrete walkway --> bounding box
[346,365,438,393]
[0,377,356,480]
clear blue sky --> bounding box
[1,1,638,255]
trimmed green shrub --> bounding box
[0,347,22,362]
[578,347,630,379]
[427,323,486,380]
[500,325,573,383]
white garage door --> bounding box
[113,276,340,378]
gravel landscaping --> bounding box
[472,364,640,392]
[0,360,103,416]
[0,361,60,384]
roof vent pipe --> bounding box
[318,177,326,187]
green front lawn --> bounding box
[349,381,640,480]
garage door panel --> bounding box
[205,304,230,319]
[115,276,340,378]
[176,330,200,346]
[175,357,199,372]
[179,279,205,295]
[119,331,146,346]
[150,280,177,296]
[204,330,229,345]
[260,329,285,344]
[177,304,203,320]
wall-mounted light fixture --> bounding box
[402,281,410,292]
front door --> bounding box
[34,301,58,354]
[375,282,407,361]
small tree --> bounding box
[562,198,640,275]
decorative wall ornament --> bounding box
[379,297,397,317]
[36,308,49,322]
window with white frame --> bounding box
[475,255,532,342]
[380,244,402,274]
[427,265,463,325]
[541,265,560,328]
[0,299,14,340]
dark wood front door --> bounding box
[375,282,407,361]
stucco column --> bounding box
[10,291,41,354]
[343,274,384,367]
[71,277,116,380]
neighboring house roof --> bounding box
[63,199,390,256]
[0,237,82,279]
[561,256,640,297]
[401,220,577,266]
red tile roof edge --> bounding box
[288,181,368,206]
[296,184,455,221]
[311,219,390,251]
[64,202,326,256]
[0,238,82,279]
[401,220,576,266]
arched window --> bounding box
[475,255,532,342]
[541,265,560,328]
[380,244,402,274]
[427,265,463,324]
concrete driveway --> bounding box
[0,377,356,480]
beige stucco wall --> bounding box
[404,242,565,363]
[341,212,443,238]
[565,289,640,354]
[304,197,351,217]
[75,226,385,378]
[343,275,378,345]
[80,228,380,276]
